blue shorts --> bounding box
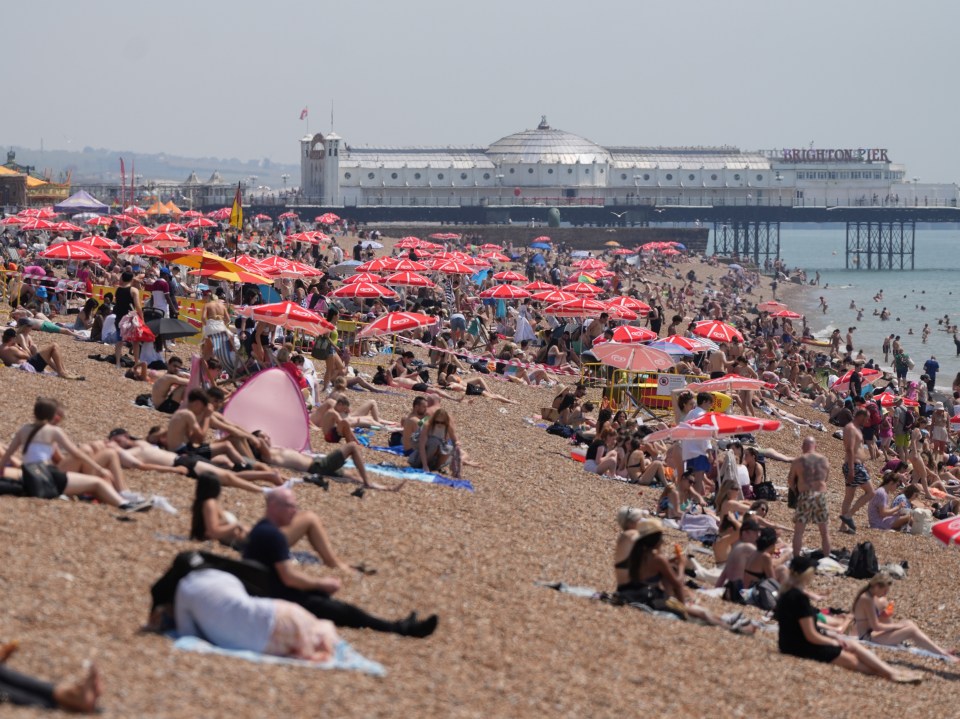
[686,455,711,473]
[450,316,466,331]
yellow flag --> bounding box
[229,182,243,231]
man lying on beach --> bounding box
[0,328,84,380]
[105,428,278,494]
[163,388,283,485]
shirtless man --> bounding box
[0,328,82,380]
[402,396,429,454]
[705,345,730,379]
[316,396,360,445]
[309,393,395,431]
[106,428,277,494]
[166,388,280,484]
[151,356,188,414]
[787,437,832,557]
[839,408,875,533]
[714,518,761,598]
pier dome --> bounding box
[486,116,612,165]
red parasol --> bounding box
[685,412,781,434]
[358,312,437,337]
[692,320,744,343]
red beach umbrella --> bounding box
[611,325,658,343]
[692,320,744,343]
[358,312,437,337]
[685,412,781,434]
[478,284,531,300]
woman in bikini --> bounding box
[713,479,753,518]
[190,473,247,549]
[741,527,790,591]
[850,572,956,661]
[615,517,753,632]
[624,436,666,485]
[435,362,518,405]
[373,366,462,402]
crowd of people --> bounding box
[2,208,959,710]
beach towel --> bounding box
[173,635,386,676]
[224,368,311,452]
[346,460,474,491]
[534,581,682,621]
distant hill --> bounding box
[2,145,300,191]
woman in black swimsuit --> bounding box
[613,515,752,632]
[774,557,921,682]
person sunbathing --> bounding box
[174,568,340,662]
[850,571,956,661]
[713,479,753,517]
[624,436,667,485]
[189,473,249,548]
[0,328,83,380]
[310,392,396,432]
[775,557,922,683]
[435,362,519,405]
[0,642,102,713]
[106,428,277,494]
[372,365,462,401]
[615,517,753,633]
[151,356,188,413]
[166,388,279,482]
[0,398,150,512]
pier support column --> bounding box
[712,221,780,267]
[845,221,915,270]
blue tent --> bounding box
[531,242,550,250]
[531,253,547,265]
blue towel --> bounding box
[345,460,474,491]
[369,445,407,456]
[173,635,386,676]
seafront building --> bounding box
[299,117,957,209]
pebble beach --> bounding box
[2,236,959,719]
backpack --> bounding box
[866,402,882,428]
[846,541,879,579]
[901,409,915,432]
[747,578,781,611]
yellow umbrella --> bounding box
[165,250,256,278]
[604,240,620,247]
[188,268,274,284]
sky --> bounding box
[6,0,960,182]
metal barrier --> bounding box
[580,362,709,417]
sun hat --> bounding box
[633,517,664,540]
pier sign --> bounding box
[782,148,889,163]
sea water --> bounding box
[719,227,960,390]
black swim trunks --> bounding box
[412,382,429,392]
[465,383,484,396]
[173,454,202,478]
[174,443,212,461]
[309,450,346,477]
[156,397,180,414]
[27,353,48,373]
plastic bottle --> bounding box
[882,601,895,618]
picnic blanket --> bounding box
[173,635,386,676]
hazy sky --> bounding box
[7,0,960,182]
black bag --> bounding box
[20,423,61,499]
[21,463,60,499]
[846,541,879,579]
[753,482,778,501]
[787,485,799,509]
[135,393,152,407]
[546,423,575,438]
[748,578,781,611]
[388,430,403,448]
[310,336,333,360]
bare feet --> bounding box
[0,639,19,663]
[53,660,102,713]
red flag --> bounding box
[299,107,308,120]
